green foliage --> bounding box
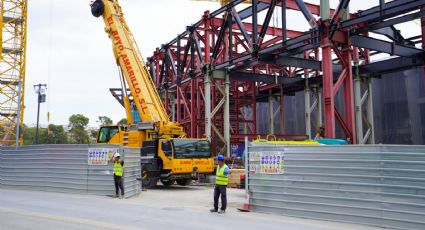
[97,116,113,126]
[117,118,128,125]
[23,124,68,145]
[68,114,90,144]
[22,114,119,145]
[89,129,99,142]
[23,125,36,145]
[69,114,89,130]
[46,124,68,144]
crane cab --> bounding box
[96,125,144,147]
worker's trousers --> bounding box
[213,184,227,211]
[114,175,124,196]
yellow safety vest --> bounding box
[215,165,229,185]
[113,162,124,177]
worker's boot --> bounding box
[218,210,225,214]
[112,194,119,198]
[209,209,218,213]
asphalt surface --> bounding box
[0,185,386,230]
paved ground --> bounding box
[0,185,387,230]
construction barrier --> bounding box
[0,144,141,198]
[246,144,425,230]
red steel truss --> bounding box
[147,0,425,154]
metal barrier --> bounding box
[0,144,141,198]
[247,144,425,230]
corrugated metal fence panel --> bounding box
[86,144,121,196]
[122,147,141,198]
[0,145,90,194]
[0,144,141,198]
[247,144,425,230]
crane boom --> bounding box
[91,0,214,189]
[91,0,174,130]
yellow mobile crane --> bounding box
[90,0,214,188]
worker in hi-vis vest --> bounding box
[110,152,124,198]
[210,155,230,214]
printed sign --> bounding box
[88,148,117,165]
[260,152,285,174]
[249,164,258,174]
[249,152,261,162]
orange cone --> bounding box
[237,190,251,212]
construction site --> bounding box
[0,0,424,229]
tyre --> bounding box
[141,164,159,189]
[160,179,175,187]
[176,178,192,186]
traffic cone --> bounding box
[237,190,251,212]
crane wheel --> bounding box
[176,178,192,186]
[91,0,105,18]
[141,164,158,189]
[160,179,175,187]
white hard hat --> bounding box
[114,152,121,158]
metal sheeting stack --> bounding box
[247,144,425,230]
[0,144,141,198]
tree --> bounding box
[97,116,113,126]
[89,128,99,143]
[69,114,89,130]
[23,124,36,145]
[23,125,50,145]
[117,118,128,125]
[46,124,68,144]
[68,114,90,144]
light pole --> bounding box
[34,84,47,144]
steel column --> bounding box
[342,47,356,143]
[205,73,212,141]
[354,74,363,144]
[422,6,425,85]
[191,80,196,137]
[320,0,330,20]
[170,93,176,121]
[304,80,312,139]
[177,85,181,123]
[279,84,285,134]
[224,72,231,157]
[321,42,335,138]
[268,91,274,134]
[366,79,375,144]
[316,87,323,128]
[15,80,22,147]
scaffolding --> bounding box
[0,0,27,146]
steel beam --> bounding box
[372,26,415,46]
[342,0,425,29]
[355,10,425,35]
[257,0,277,47]
[295,0,317,27]
[351,35,424,57]
[275,55,321,70]
[329,0,350,39]
[358,56,424,77]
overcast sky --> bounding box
[24,0,419,127]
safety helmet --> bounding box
[216,155,225,161]
[114,152,121,158]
